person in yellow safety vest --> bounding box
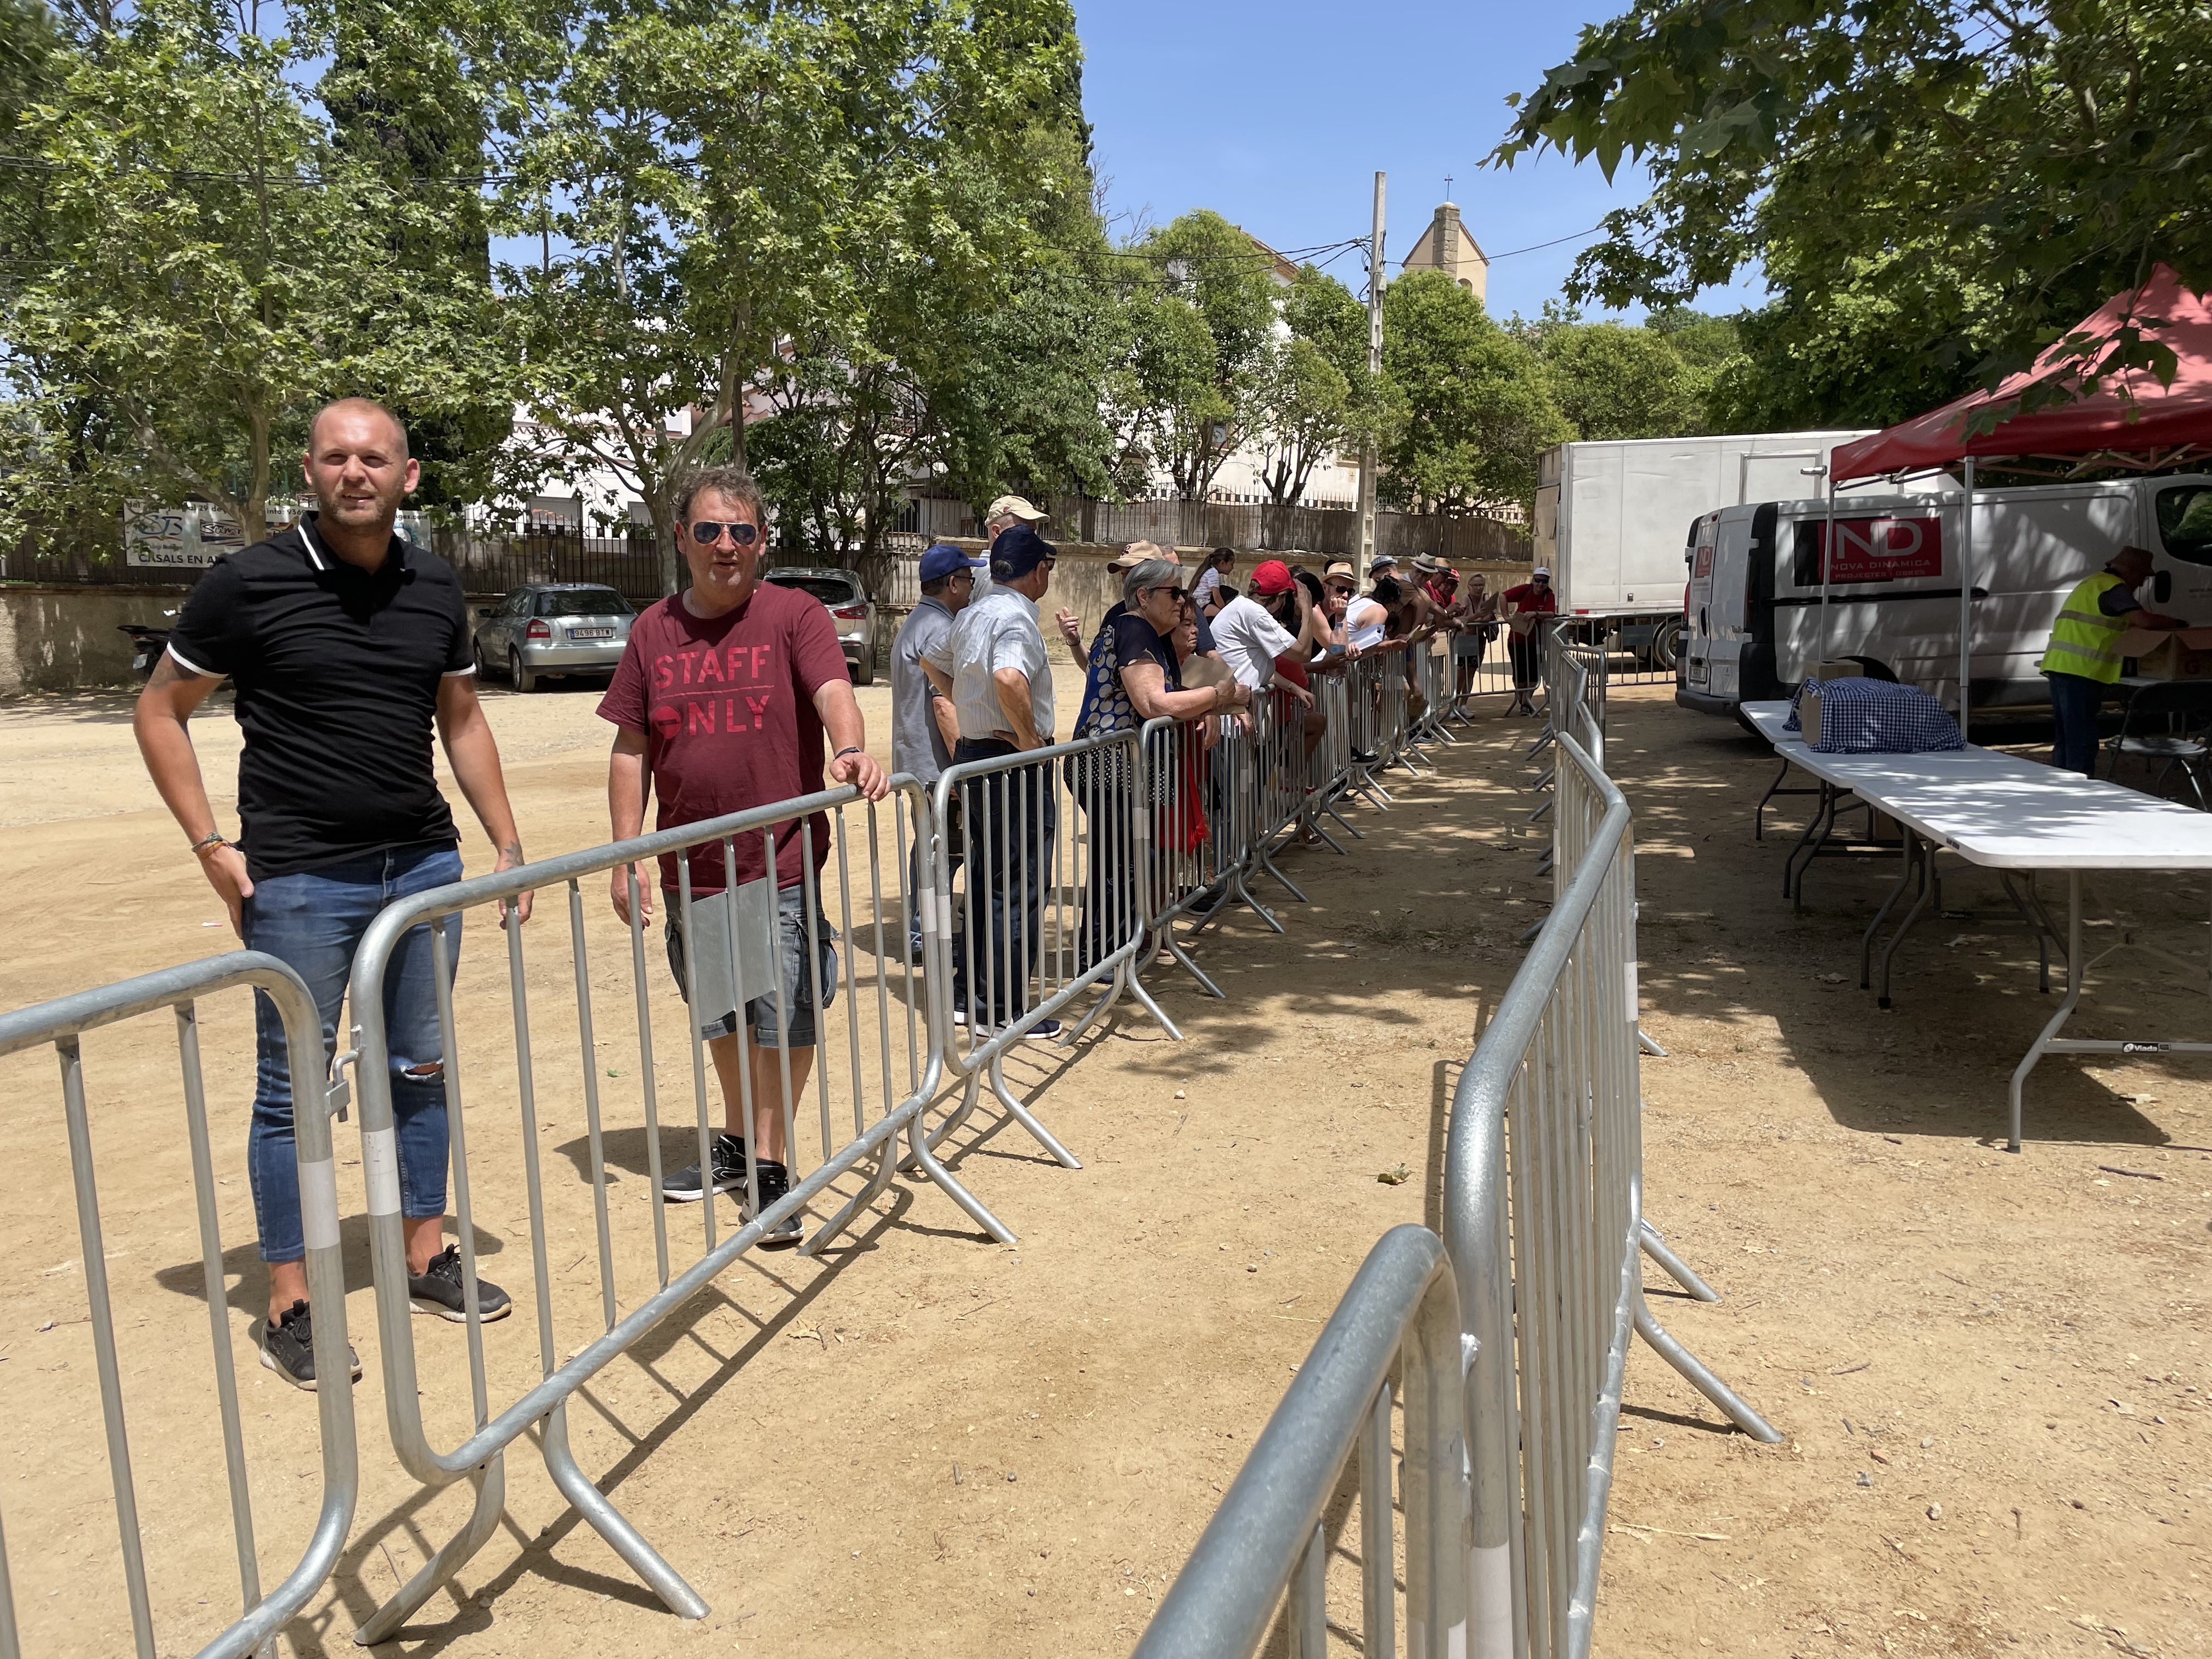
[2039,544,2186,777]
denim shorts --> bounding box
[665,881,837,1046]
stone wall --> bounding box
[0,587,184,694]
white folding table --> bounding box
[1741,699,2212,1148]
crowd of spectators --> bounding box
[888,505,1550,1036]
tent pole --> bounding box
[1959,458,1976,733]
[1815,464,1837,672]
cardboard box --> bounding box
[2123,626,2212,680]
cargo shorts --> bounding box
[665,881,838,1047]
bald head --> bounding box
[303,398,418,550]
[310,397,408,457]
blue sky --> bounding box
[1073,0,1769,323]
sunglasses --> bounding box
[688,520,760,547]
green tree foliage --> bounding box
[321,0,512,514]
[0,0,505,545]
[502,0,1096,591]
[1109,208,1280,500]
[1494,0,2212,429]
[1254,265,1383,510]
[1379,272,1571,515]
[1539,319,1706,441]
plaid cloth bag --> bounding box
[1785,676,1964,754]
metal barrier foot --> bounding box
[1152,929,1224,998]
[1637,1026,1668,1057]
[916,1073,984,1160]
[1254,842,1307,902]
[1121,965,1186,1041]
[902,1104,1018,1244]
[540,1403,708,1620]
[1228,873,1283,934]
[988,1052,1082,1170]
[1637,1221,1719,1303]
[353,1458,507,1645]
[802,1137,900,1258]
[1633,1292,1781,1443]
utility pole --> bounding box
[1356,171,1386,575]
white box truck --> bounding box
[1677,473,2212,717]
[1534,432,1881,628]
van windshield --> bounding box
[2157,486,2212,566]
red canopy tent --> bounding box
[1818,266,2212,725]
[1831,264,2212,483]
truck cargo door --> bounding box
[1683,512,1720,690]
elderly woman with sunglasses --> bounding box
[1068,558,1248,972]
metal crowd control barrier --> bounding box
[0,953,357,1659]
[343,778,989,1639]
[1446,724,1778,1659]
[917,728,1176,1171]
[1138,663,1775,1659]
[1131,1227,1470,1659]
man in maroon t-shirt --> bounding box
[1500,566,1559,716]
[600,465,888,1243]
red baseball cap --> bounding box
[1251,558,1295,595]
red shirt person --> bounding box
[1499,566,1559,715]
[600,465,887,1240]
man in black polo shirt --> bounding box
[134,397,531,1390]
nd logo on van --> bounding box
[1818,516,1943,583]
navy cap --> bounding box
[990,522,1056,580]
[919,542,987,583]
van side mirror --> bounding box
[2154,570,2174,604]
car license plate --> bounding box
[570,627,615,640]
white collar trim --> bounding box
[296,514,330,571]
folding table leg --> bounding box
[1755,756,1792,842]
[1877,841,1937,1008]
[1861,831,1919,990]
[2007,871,2084,1152]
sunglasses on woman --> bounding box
[688,520,761,546]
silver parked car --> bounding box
[472,583,636,691]
[764,567,879,685]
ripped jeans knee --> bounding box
[387,1052,452,1219]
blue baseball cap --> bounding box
[990,522,1057,580]
[919,542,986,583]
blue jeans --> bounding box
[2045,671,2107,778]
[243,843,462,1263]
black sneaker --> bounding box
[408,1245,514,1323]
[662,1132,749,1203]
[742,1160,805,1248]
[259,1299,363,1393]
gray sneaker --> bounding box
[260,1299,363,1392]
[661,1132,749,1203]
[408,1245,514,1323]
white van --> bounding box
[1677,473,2212,716]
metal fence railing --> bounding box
[0,953,358,1659]
[1133,627,1776,1659]
[0,614,1471,1647]
[1131,1226,1470,1659]
[340,777,992,1639]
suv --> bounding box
[472,583,635,691]
[764,567,879,684]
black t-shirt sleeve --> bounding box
[165,557,252,679]
[1108,612,1166,679]
[440,571,473,673]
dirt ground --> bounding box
[0,675,2206,1658]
